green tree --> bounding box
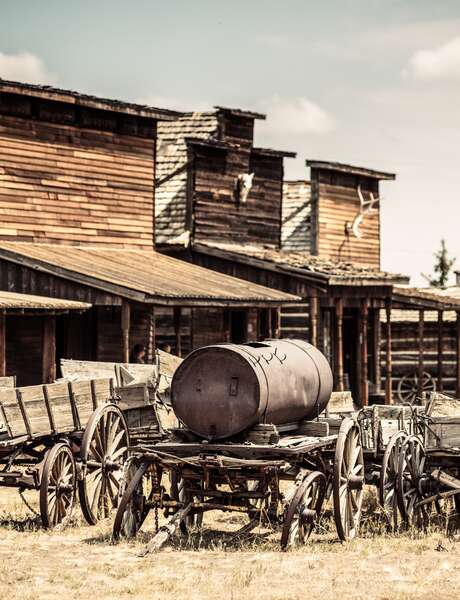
[422,239,455,288]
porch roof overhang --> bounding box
[0,242,300,307]
[0,290,90,313]
[391,285,460,312]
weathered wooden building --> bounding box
[156,118,460,404]
[0,81,298,383]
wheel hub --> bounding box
[300,507,316,524]
[347,475,364,491]
[103,457,120,472]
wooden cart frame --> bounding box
[0,378,130,528]
[112,417,365,552]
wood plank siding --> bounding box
[0,116,155,247]
[282,181,311,251]
[380,318,458,398]
[311,170,380,267]
[192,145,283,247]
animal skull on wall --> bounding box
[234,172,254,204]
[346,184,379,239]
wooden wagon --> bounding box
[112,416,365,552]
[319,394,423,528]
[0,378,130,528]
[393,393,460,526]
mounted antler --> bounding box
[346,185,379,239]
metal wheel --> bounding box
[396,435,427,527]
[333,418,364,541]
[112,459,151,541]
[40,442,76,529]
[397,372,436,403]
[280,471,326,550]
[78,404,129,525]
[379,430,407,529]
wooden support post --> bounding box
[42,315,56,384]
[267,308,273,338]
[309,293,318,347]
[173,307,182,357]
[335,298,344,392]
[437,310,444,392]
[456,312,460,399]
[0,311,5,377]
[417,310,425,399]
[272,307,281,339]
[147,306,156,364]
[385,299,392,405]
[360,299,369,406]
[372,309,381,390]
[121,301,131,363]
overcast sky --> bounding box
[1,1,459,284]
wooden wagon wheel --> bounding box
[396,435,428,527]
[40,442,76,529]
[79,404,129,525]
[397,372,436,404]
[280,471,326,550]
[333,418,364,541]
[112,458,152,541]
[379,430,407,529]
[174,474,203,534]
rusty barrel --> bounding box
[171,339,333,440]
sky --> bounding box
[0,0,459,284]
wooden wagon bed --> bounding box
[0,379,113,448]
[133,434,339,462]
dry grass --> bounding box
[0,488,459,600]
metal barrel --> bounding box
[171,339,333,440]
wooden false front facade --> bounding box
[0,84,300,384]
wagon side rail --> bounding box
[0,377,115,445]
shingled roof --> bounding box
[194,241,408,285]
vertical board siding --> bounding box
[0,116,155,247]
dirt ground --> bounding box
[0,488,459,600]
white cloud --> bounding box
[259,96,335,135]
[403,36,460,81]
[0,51,57,85]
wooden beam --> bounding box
[456,312,460,399]
[385,299,392,405]
[173,307,182,357]
[437,310,444,392]
[147,306,156,364]
[360,298,369,406]
[0,311,5,377]
[372,309,381,390]
[42,315,56,384]
[310,293,319,347]
[272,307,281,339]
[417,309,425,399]
[121,301,131,363]
[335,298,344,392]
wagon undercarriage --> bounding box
[112,417,365,552]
